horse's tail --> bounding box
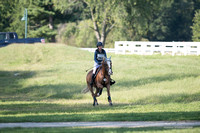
[82,86,90,93]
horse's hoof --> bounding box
[93,102,98,106]
[93,104,98,106]
[109,103,113,106]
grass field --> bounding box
[0,44,200,131]
[1,126,200,133]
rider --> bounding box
[90,42,115,86]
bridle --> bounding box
[105,57,113,75]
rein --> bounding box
[85,64,99,72]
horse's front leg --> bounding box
[106,84,112,106]
[93,88,101,106]
[93,96,98,106]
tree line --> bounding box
[0,0,200,47]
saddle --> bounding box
[94,66,101,79]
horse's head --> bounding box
[106,57,113,75]
[102,57,113,75]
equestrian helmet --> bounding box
[96,42,103,47]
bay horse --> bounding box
[83,57,113,106]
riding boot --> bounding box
[90,74,95,86]
[110,78,116,86]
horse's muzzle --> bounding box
[109,69,113,75]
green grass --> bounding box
[1,127,200,133]
[0,43,200,123]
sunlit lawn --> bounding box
[0,44,200,123]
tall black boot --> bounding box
[90,74,95,86]
[110,78,116,86]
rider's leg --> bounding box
[90,62,98,86]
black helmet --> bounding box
[96,42,103,47]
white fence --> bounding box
[80,48,115,53]
[80,41,200,56]
[115,41,200,56]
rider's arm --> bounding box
[94,50,99,64]
[104,50,107,58]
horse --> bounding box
[82,57,113,106]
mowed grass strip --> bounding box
[0,44,199,122]
[1,127,200,133]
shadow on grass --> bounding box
[0,70,37,96]
[19,83,84,99]
[0,109,199,122]
[0,70,55,90]
[0,99,200,122]
[117,73,199,88]
[0,70,84,101]
[0,102,91,115]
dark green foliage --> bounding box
[147,0,195,41]
[0,0,200,45]
[27,0,56,41]
[0,1,15,32]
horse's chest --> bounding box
[95,76,109,89]
[101,76,109,85]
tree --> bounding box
[8,0,29,38]
[191,9,200,41]
[147,0,173,41]
[27,0,58,42]
[54,0,120,47]
[0,1,15,32]
[83,0,121,47]
[8,0,61,41]
[75,20,97,47]
[83,0,165,46]
[55,0,162,47]
[147,0,195,41]
[120,0,162,41]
